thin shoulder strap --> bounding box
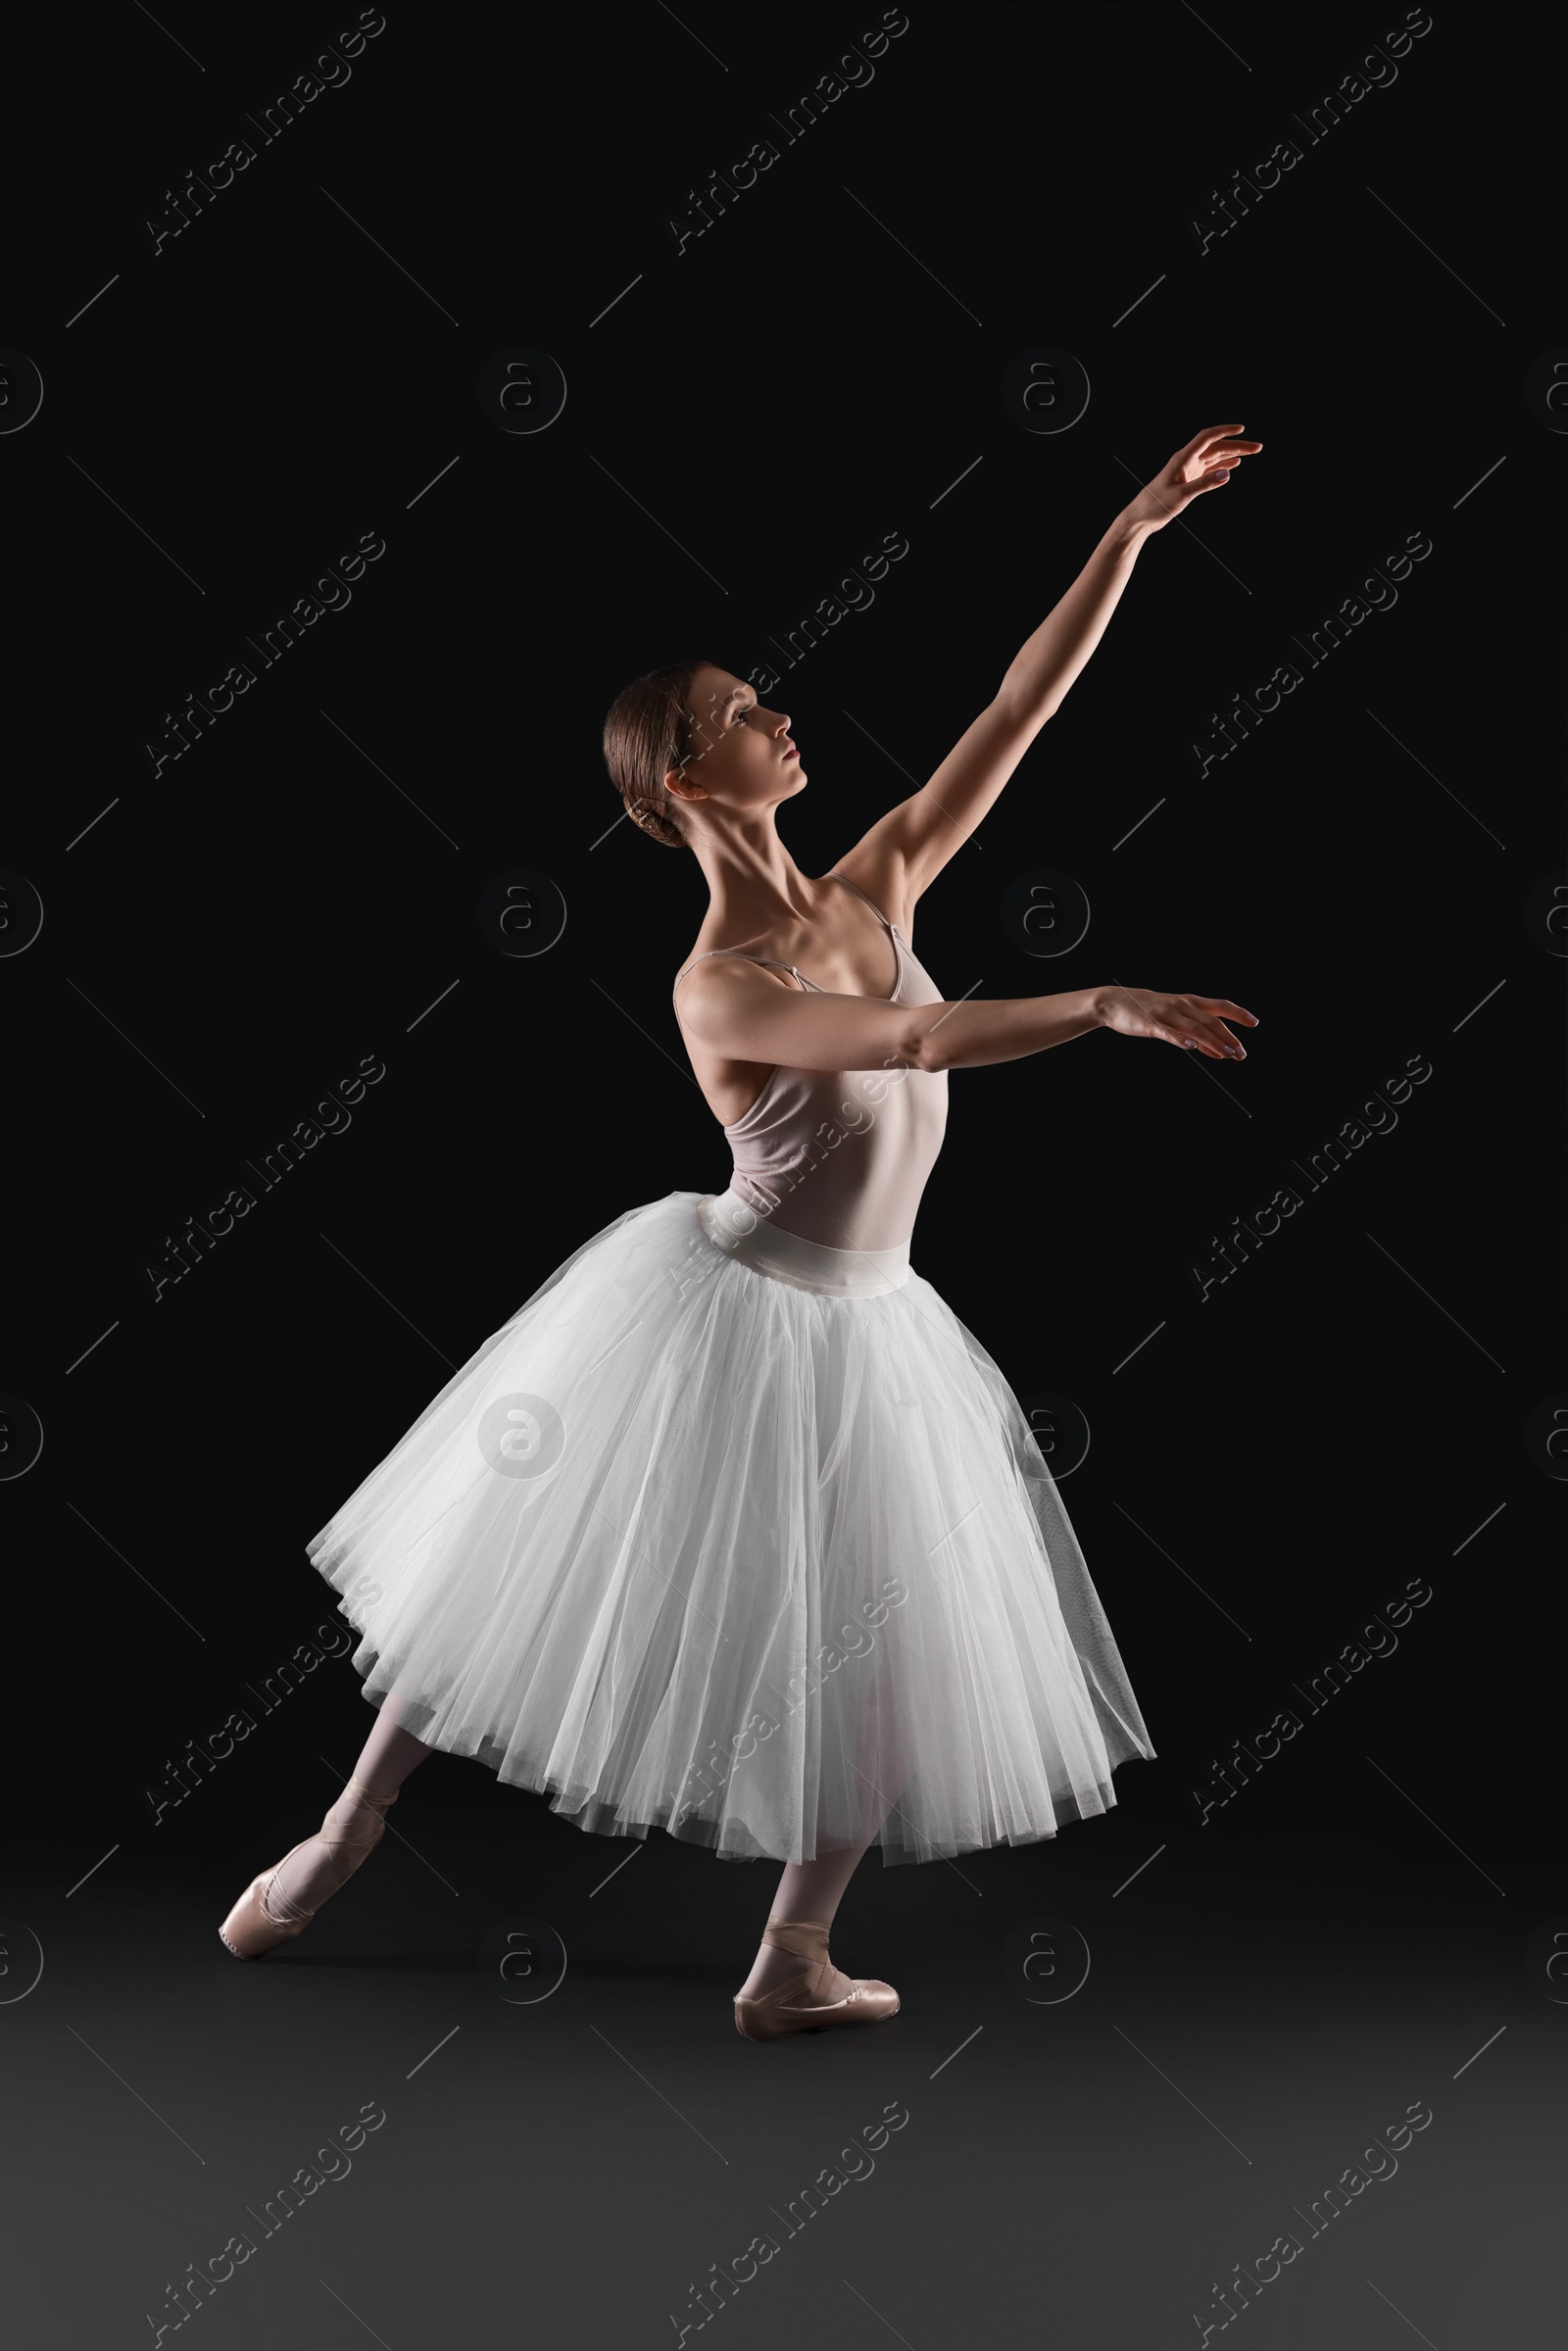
[824,869,898,933]
[672,949,811,1010]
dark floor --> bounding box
[7,1797,1558,2348]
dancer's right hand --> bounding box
[1094,988,1257,1060]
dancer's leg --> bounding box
[736,1837,874,2000]
[266,1691,434,1920]
[735,1638,906,2000]
[348,1696,436,1798]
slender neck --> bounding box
[687,808,818,934]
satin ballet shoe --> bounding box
[733,1916,900,2041]
[218,1780,399,1959]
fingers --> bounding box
[1192,446,1262,486]
[1141,1013,1224,1056]
[1188,424,1262,456]
[1175,448,1260,497]
[1191,996,1260,1025]
[1177,434,1263,486]
[1168,1027,1243,1059]
[1166,997,1251,1058]
[1120,992,1259,1060]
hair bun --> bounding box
[629,799,684,849]
[602,660,711,853]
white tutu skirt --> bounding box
[307,1190,1155,1866]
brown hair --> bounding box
[601,660,717,850]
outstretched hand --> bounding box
[1124,424,1262,532]
[1098,988,1258,1060]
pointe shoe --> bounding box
[218,1780,399,1959]
[733,1917,900,2041]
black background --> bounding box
[5,5,1563,2348]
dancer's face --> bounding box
[664,664,807,823]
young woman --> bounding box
[220,421,1261,2041]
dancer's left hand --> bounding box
[1124,424,1262,532]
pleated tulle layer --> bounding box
[307,1191,1154,1865]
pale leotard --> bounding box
[671,871,949,1255]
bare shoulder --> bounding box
[673,951,797,1013]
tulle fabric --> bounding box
[307,1191,1154,1865]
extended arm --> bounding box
[677,959,1256,1073]
[838,423,1262,915]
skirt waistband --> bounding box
[694,1190,911,1298]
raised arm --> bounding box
[837,423,1262,918]
[677,956,1257,1073]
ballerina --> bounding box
[220,421,1262,2041]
